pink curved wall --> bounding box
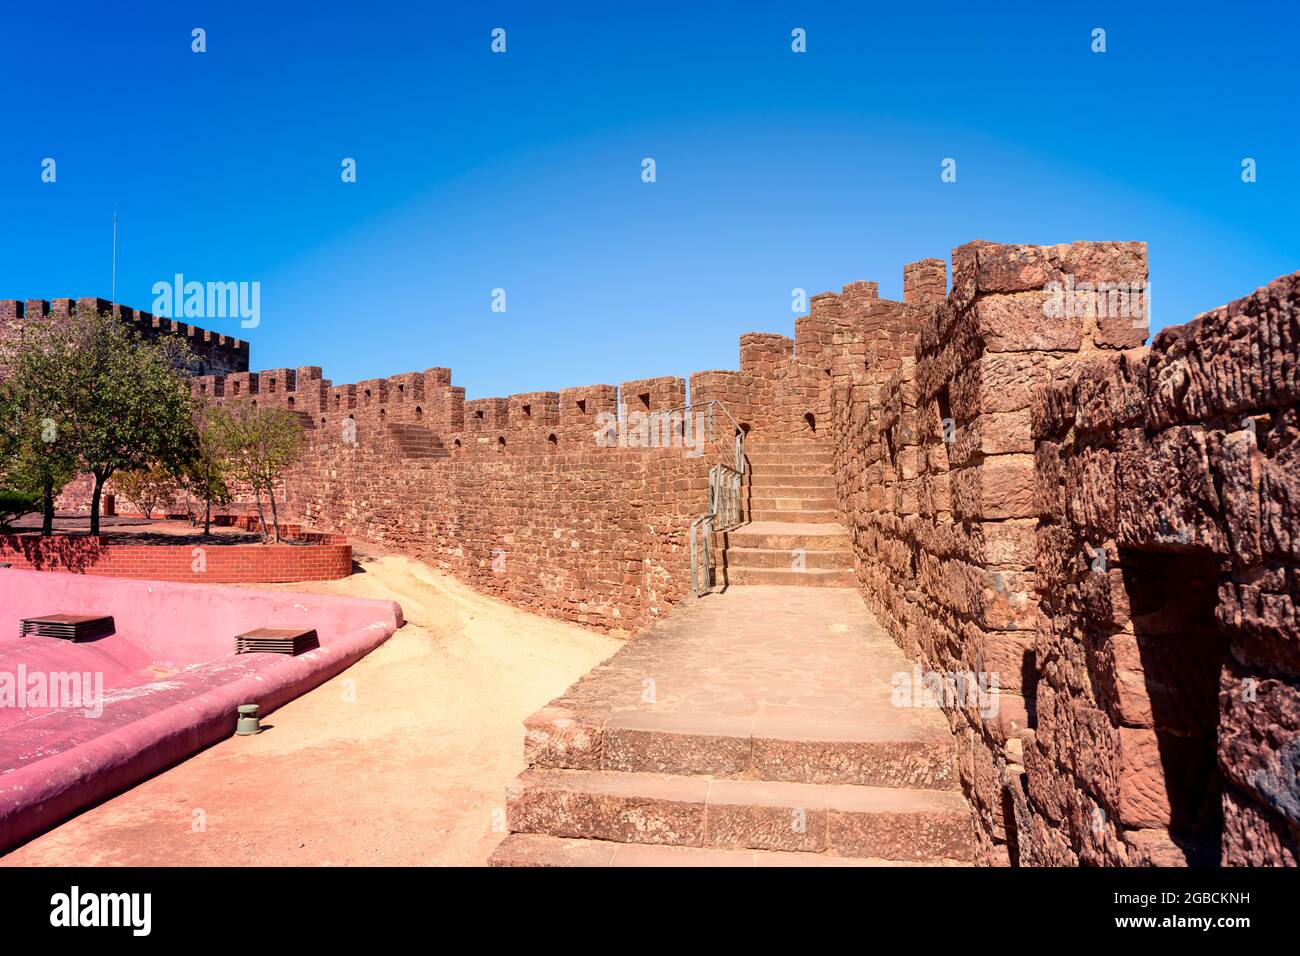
[0,568,402,852]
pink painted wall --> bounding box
[0,568,402,852]
[0,568,400,666]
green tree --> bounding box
[0,487,41,531]
[61,306,200,534]
[112,464,181,519]
[208,400,305,543]
[182,401,233,536]
[0,312,79,534]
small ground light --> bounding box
[236,704,261,735]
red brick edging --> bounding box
[0,532,352,583]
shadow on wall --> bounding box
[1,535,104,573]
[1121,548,1228,865]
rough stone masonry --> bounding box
[6,239,1296,867]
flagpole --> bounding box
[111,204,118,301]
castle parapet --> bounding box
[464,397,509,433]
[558,385,617,442]
[0,297,248,376]
[508,391,560,431]
[619,376,685,414]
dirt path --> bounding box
[1,553,621,867]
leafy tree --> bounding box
[208,400,305,543]
[0,312,79,534]
[0,487,41,531]
[180,403,233,535]
[179,461,232,532]
[112,465,181,519]
[59,306,200,534]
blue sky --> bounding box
[1,2,1295,399]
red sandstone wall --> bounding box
[834,242,1154,864]
[837,241,1298,867]
[0,298,249,377]
[181,283,853,632]
[189,364,731,632]
[1027,272,1300,866]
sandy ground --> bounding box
[1,550,621,867]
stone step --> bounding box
[748,495,838,511]
[747,508,840,523]
[488,833,970,867]
[396,448,448,460]
[746,445,830,454]
[724,523,851,550]
[746,463,834,477]
[725,546,851,570]
[723,566,856,586]
[386,423,450,459]
[398,448,448,459]
[747,443,832,451]
[746,477,835,491]
[744,492,836,506]
[746,447,833,460]
[746,446,833,456]
[597,709,957,790]
[746,461,834,471]
[504,769,974,862]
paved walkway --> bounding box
[541,585,951,736]
[493,586,974,865]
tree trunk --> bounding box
[203,458,212,538]
[253,486,268,543]
[41,477,55,536]
[268,484,281,544]
[89,473,105,536]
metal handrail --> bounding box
[685,401,746,597]
[660,400,744,473]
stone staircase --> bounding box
[721,442,855,587]
[489,587,975,866]
[385,422,449,460]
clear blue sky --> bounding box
[1,2,1295,400]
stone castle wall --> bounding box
[182,338,836,633]
[0,297,249,377]
[1027,271,1299,866]
[832,241,1297,867]
[11,242,1296,865]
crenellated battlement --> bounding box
[0,297,250,376]
[176,254,966,459]
[5,255,961,460]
